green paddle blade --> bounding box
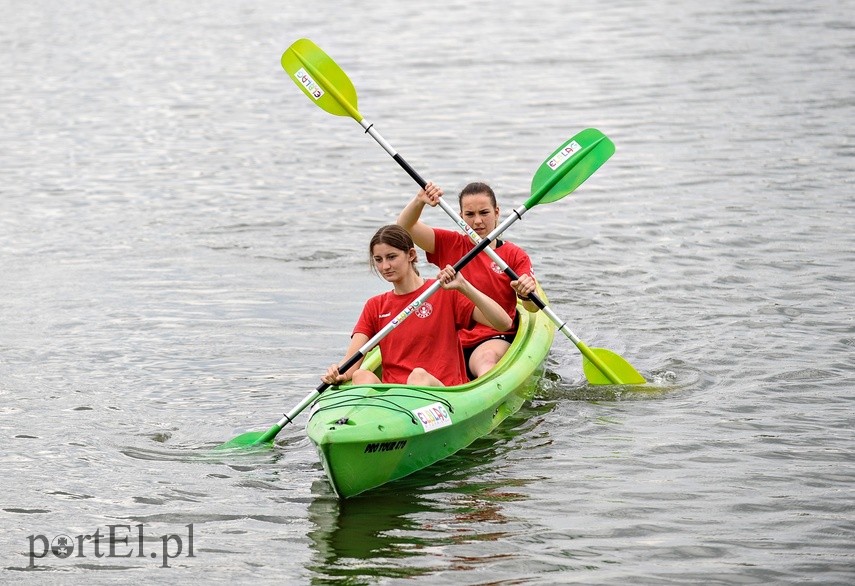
[528,128,615,207]
[582,348,646,385]
[215,430,276,450]
[281,38,361,120]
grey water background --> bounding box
[1,0,853,583]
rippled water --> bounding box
[2,0,853,583]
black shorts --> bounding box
[462,334,515,380]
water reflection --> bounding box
[307,486,436,581]
[307,479,539,583]
[305,403,552,583]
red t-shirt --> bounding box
[426,228,533,348]
[353,279,477,386]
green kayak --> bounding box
[306,293,556,498]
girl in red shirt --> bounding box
[321,225,513,388]
[397,181,539,379]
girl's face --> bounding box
[372,243,415,283]
[460,193,499,237]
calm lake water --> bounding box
[1,0,853,584]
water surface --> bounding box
[1,0,853,583]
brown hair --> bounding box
[458,181,497,208]
[368,224,419,276]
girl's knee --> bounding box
[352,369,380,385]
[406,368,428,385]
[407,368,441,386]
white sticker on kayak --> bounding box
[294,68,324,100]
[547,140,582,171]
[412,402,452,433]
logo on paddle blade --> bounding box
[294,68,324,100]
[547,140,582,171]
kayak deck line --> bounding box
[310,388,455,427]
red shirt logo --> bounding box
[415,303,433,318]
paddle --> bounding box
[218,128,615,449]
[280,38,646,385]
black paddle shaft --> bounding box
[393,154,427,189]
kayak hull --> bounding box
[306,294,555,498]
